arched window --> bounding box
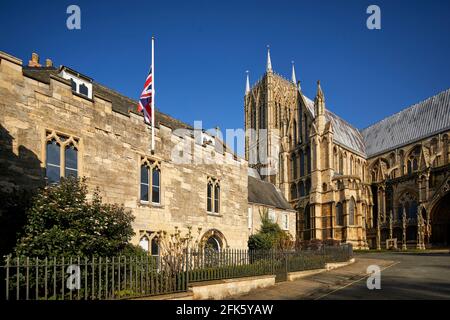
[349,198,356,225]
[64,144,78,178]
[300,151,305,177]
[291,154,297,179]
[139,236,149,252]
[207,178,220,213]
[298,111,302,141]
[334,148,338,171]
[152,167,161,203]
[399,192,418,220]
[407,146,421,174]
[290,183,298,200]
[140,165,149,201]
[336,203,344,226]
[207,182,213,212]
[293,120,297,146]
[306,147,311,174]
[151,237,159,256]
[299,181,305,197]
[140,159,161,203]
[304,204,311,230]
[305,179,311,195]
[46,139,61,183]
[339,153,344,175]
[259,105,264,129]
[350,156,354,175]
[214,183,220,213]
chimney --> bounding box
[45,58,53,67]
[28,52,41,67]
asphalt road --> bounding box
[320,251,450,300]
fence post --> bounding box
[185,249,189,290]
[5,256,9,301]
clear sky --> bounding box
[1,0,450,156]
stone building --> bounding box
[0,50,296,252]
[245,48,450,249]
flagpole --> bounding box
[151,36,155,152]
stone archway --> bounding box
[430,192,450,246]
[200,229,228,251]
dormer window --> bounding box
[59,66,93,99]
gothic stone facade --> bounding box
[245,55,450,249]
[1,51,290,252]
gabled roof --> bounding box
[302,95,366,156]
[361,88,450,157]
[248,175,294,211]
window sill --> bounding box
[207,212,222,217]
[139,201,164,208]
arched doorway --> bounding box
[200,229,227,252]
[205,236,221,251]
[431,192,450,246]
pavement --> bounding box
[231,251,450,300]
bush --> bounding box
[13,177,135,258]
[248,208,293,250]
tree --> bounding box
[248,208,293,250]
[13,177,136,258]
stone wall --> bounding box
[0,51,250,249]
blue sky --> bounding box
[1,0,450,155]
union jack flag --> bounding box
[137,67,153,124]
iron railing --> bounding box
[1,244,352,300]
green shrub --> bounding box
[13,177,135,258]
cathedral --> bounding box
[0,47,449,252]
[245,48,450,250]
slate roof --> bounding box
[361,88,450,157]
[22,67,192,131]
[302,95,366,156]
[248,176,294,211]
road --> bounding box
[320,251,450,299]
[231,251,450,300]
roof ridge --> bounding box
[361,88,450,132]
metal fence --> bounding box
[1,244,352,300]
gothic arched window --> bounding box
[46,139,61,184]
[300,151,305,177]
[207,181,213,212]
[349,197,356,225]
[305,179,311,195]
[293,120,297,145]
[407,146,421,174]
[214,183,220,213]
[306,147,311,174]
[336,203,344,226]
[290,183,298,200]
[64,144,78,178]
[304,204,311,230]
[299,181,305,197]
